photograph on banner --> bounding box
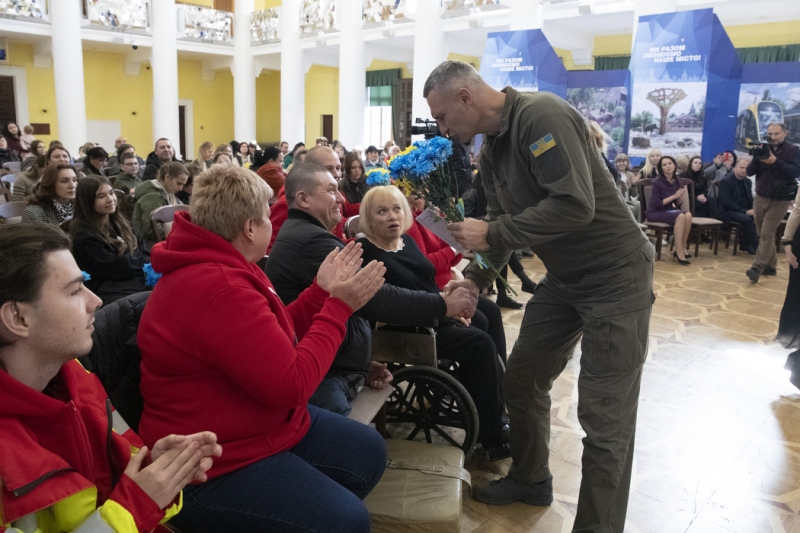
[567,86,628,160]
[628,81,706,157]
[734,82,800,157]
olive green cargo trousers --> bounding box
[505,241,655,533]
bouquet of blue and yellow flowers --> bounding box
[388,137,514,294]
[365,167,391,187]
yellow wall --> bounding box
[177,59,235,153]
[726,20,800,48]
[256,70,281,143]
[5,41,58,146]
[593,34,632,58]
[554,48,592,71]
[367,59,411,79]
[254,0,281,9]
[305,65,339,146]
[447,53,481,70]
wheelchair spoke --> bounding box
[431,424,461,448]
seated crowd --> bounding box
[1,115,797,532]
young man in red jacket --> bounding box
[0,222,221,533]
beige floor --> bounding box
[461,245,799,533]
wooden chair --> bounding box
[0,201,27,223]
[680,178,723,257]
[149,204,190,242]
[0,186,11,204]
[2,161,21,172]
[637,178,674,261]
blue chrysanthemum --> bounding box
[143,263,162,288]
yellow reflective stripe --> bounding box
[110,410,130,435]
[161,490,183,524]
[98,500,137,533]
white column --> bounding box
[151,0,181,152]
[411,0,447,130]
[50,0,86,155]
[234,0,257,142]
[280,0,305,146]
[632,0,677,46]
[337,0,366,148]
[508,0,543,31]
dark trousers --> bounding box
[505,242,654,533]
[436,322,506,448]
[472,295,507,363]
[170,406,387,533]
[720,211,759,250]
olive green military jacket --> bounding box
[467,87,648,287]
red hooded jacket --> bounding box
[0,360,172,532]
[137,211,352,479]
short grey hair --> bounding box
[768,122,788,131]
[423,60,484,98]
[285,163,329,208]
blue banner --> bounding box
[567,70,632,160]
[628,8,741,162]
[479,29,568,98]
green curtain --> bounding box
[366,69,402,87]
[594,55,631,71]
[736,45,800,64]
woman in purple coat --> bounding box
[645,155,693,265]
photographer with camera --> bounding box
[744,123,800,283]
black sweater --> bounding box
[357,235,441,295]
[71,226,149,294]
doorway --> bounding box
[0,76,16,128]
[178,99,194,160]
[321,114,333,144]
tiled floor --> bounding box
[461,246,799,533]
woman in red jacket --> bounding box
[137,165,387,533]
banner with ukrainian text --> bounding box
[627,8,741,162]
[479,29,568,98]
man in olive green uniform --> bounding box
[425,61,654,533]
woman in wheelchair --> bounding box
[357,185,510,461]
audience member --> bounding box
[192,141,215,168]
[137,164,387,533]
[211,143,236,167]
[339,151,368,207]
[352,145,365,162]
[20,139,46,171]
[615,152,641,220]
[46,144,72,165]
[21,164,78,224]
[279,140,289,156]
[284,142,305,169]
[286,148,307,172]
[364,145,386,171]
[236,141,252,168]
[142,138,179,181]
[745,123,800,283]
[133,161,188,246]
[256,146,287,196]
[268,163,452,417]
[681,155,712,217]
[778,187,800,389]
[71,176,150,305]
[114,136,127,149]
[212,151,233,167]
[676,154,690,174]
[176,163,200,205]
[636,148,662,182]
[0,222,220,533]
[82,146,109,177]
[705,151,737,183]
[13,156,45,201]
[108,143,146,177]
[112,152,143,196]
[78,142,96,160]
[3,122,23,158]
[334,142,347,162]
[0,136,20,168]
[315,136,329,147]
[357,185,510,459]
[645,155,693,264]
[717,157,758,255]
[19,124,36,152]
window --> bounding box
[365,86,393,148]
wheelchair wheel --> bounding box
[384,366,479,460]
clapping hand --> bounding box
[151,432,222,483]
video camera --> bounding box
[410,118,441,139]
[748,141,772,160]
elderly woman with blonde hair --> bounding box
[137,164,388,533]
[356,184,511,461]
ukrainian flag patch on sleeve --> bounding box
[530,134,557,158]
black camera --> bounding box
[410,118,441,139]
[748,141,771,160]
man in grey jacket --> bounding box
[426,60,654,533]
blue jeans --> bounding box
[170,406,387,533]
[308,374,365,416]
